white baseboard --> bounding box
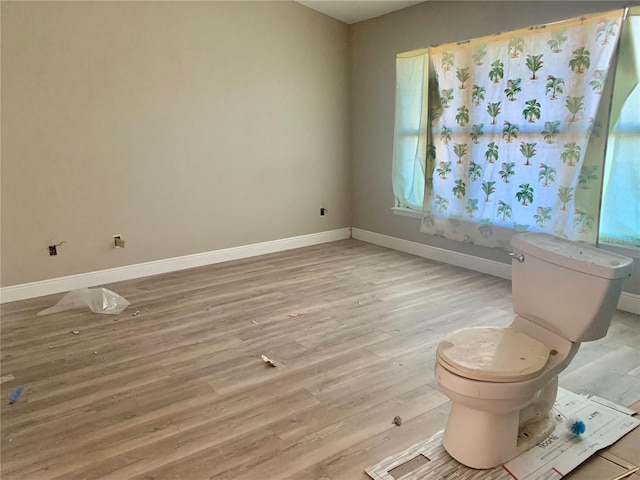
[4,226,638,316]
[618,292,640,316]
[0,228,352,304]
[352,228,512,280]
[351,228,640,316]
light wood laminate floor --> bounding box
[1,239,639,479]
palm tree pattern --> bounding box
[497,201,512,221]
[565,95,585,122]
[499,162,516,183]
[436,161,452,179]
[489,59,505,83]
[470,124,484,143]
[569,47,591,74]
[578,165,598,189]
[440,88,454,108]
[468,161,482,181]
[481,181,496,202]
[456,67,470,89]
[541,120,561,143]
[442,51,455,71]
[485,141,499,163]
[519,142,537,166]
[472,84,486,105]
[557,186,574,210]
[472,44,488,65]
[455,106,469,126]
[422,9,622,246]
[440,126,452,144]
[516,184,535,206]
[453,143,468,164]
[504,78,522,101]
[589,69,607,95]
[547,29,568,53]
[452,179,466,198]
[465,198,479,217]
[534,206,553,227]
[513,222,530,233]
[538,163,556,187]
[525,54,544,80]
[502,121,519,143]
[508,37,525,58]
[574,209,595,233]
[486,102,502,125]
[560,142,581,166]
[523,99,542,123]
[597,20,618,45]
[545,75,565,100]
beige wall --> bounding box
[2,1,638,297]
[1,1,351,286]
[349,1,640,295]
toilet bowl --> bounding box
[434,233,633,469]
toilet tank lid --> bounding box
[511,233,633,279]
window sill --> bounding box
[391,208,639,259]
[391,207,423,219]
[598,242,640,259]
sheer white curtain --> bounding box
[421,10,624,248]
[600,13,640,246]
[392,49,429,211]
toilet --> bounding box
[434,232,633,469]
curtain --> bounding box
[600,12,640,246]
[392,49,429,211]
[421,10,624,248]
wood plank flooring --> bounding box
[1,239,639,479]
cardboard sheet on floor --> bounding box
[365,388,639,480]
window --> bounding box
[392,8,639,248]
[600,12,640,247]
[392,49,429,211]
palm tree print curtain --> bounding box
[421,10,624,248]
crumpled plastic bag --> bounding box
[37,288,130,316]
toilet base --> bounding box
[443,403,520,469]
[442,404,561,469]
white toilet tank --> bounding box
[510,233,633,342]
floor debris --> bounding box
[38,287,129,316]
[0,374,15,384]
[261,355,277,367]
[288,313,304,317]
[132,311,140,316]
[71,330,80,335]
[9,386,23,404]
[393,416,402,426]
[252,320,260,325]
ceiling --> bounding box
[295,1,426,24]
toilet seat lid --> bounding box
[437,327,550,382]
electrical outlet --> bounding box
[320,208,326,216]
[48,240,65,255]
[113,235,125,248]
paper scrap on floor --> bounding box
[365,388,639,480]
